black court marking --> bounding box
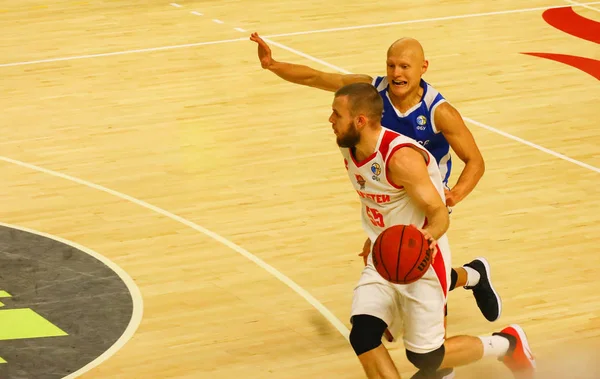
[395,226,406,283]
[376,233,392,281]
[0,225,136,379]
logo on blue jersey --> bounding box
[371,163,381,176]
[416,115,427,130]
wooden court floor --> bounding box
[1,0,599,378]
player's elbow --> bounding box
[476,156,485,179]
[474,153,485,174]
[438,207,450,234]
[480,156,486,175]
[465,152,485,178]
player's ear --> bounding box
[422,59,429,75]
[356,114,368,129]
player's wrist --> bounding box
[266,59,281,71]
[450,183,473,203]
[423,224,446,241]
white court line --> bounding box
[265,37,343,74]
[191,11,203,16]
[0,155,352,345]
[262,37,600,175]
[234,27,247,33]
[170,3,182,8]
[212,19,224,24]
[2,2,600,69]
[265,1,600,39]
[565,0,600,12]
[0,222,144,379]
[465,118,600,174]
[0,38,248,68]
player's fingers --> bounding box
[429,246,438,263]
[425,235,436,251]
[252,35,269,51]
[261,41,272,53]
[430,243,437,254]
[383,328,394,342]
[411,225,435,248]
[422,231,434,244]
[253,34,266,45]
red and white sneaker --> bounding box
[494,324,536,378]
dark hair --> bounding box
[334,82,383,122]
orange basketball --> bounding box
[372,224,432,284]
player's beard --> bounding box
[336,121,361,148]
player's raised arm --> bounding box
[387,147,449,241]
[250,32,373,92]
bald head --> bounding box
[387,37,425,64]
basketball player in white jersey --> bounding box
[250,33,501,328]
[332,82,535,379]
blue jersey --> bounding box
[372,76,452,184]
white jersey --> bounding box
[340,127,446,243]
[345,128,453,352]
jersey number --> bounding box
[366,206,385,227]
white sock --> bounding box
[463,266,481,287]
[479,335,510,357]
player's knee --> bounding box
[406,345,445,374]
[349,315,387,356]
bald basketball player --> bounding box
[250,33,501,327]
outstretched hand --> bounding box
[250,32,275,69]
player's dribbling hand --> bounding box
[358,238,371,266]
[411,225,438,262]
[249,32,274,69]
